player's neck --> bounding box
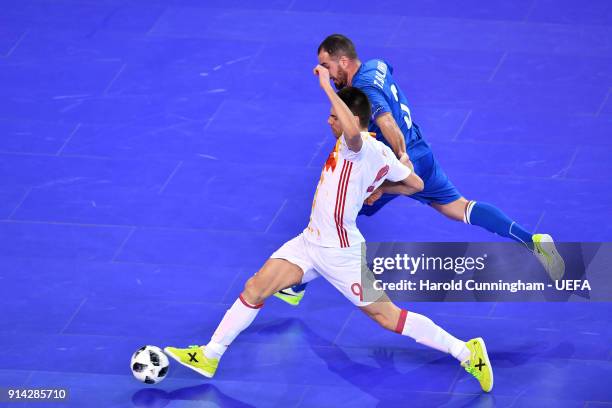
[347,59,361,86]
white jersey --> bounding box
[304,132,411,248]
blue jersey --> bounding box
[351,59,430,161]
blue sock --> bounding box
[466,201,534,248]
[291,283,308,292]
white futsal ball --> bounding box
[130,345,169,384]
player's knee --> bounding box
[243,277,265,305]
[434,199,468,222]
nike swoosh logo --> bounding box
[278,290,297,297]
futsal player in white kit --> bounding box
[165,65,494,392]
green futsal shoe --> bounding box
[164,345,218,378]
[462,337,494,392]
[273,287,305,306]
[533,233,565,281]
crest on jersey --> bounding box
[324,139,341,172]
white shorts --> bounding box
[270,233,378,307]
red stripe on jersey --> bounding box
[334,160,353,248]
[334,161,349,247]
[338,161,352,247]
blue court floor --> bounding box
[1,1,612,407]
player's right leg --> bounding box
[165,257,305,378]
[360,300,494,392]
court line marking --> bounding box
[446,365,464,393]
[7,188,32,220]
[533,211,546,232]
[553,146,580,179]
[158,160,184,194]
[56,123,82,156]
[264,199,288,234]
[4,29,29,57]
[488,51,508,82]
[203,100,226,132]
[293,385,311,408]
[595,87,611,117]
[451,110,472,142]
[332,309,355,345]
[104,63,127,95]
[112,226,136,262]
[60,297,88,334]
[146,7,167,36]
[220,269,246,303]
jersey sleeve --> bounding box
[385,145,412,182]
[360,85,392,120]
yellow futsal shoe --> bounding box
[164,345,218,378]
[273,287,305,306]
[462,337,494,392]
[533,233,565,281]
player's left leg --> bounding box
[432,197,564,280]
[165,234,314,378]
[417,153,564,280]
[360,300,493,392]
[432,197,534,246]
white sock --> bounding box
[397,309,470,363]
[204,295,262,360]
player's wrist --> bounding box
[322,82,334,93]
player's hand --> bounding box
[364,187,384,206]
[313,65,332,89]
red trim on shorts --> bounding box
[395,309,408,334]
[239,294,263,309]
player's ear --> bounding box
[339,55,349,68]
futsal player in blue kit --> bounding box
[275,34,565,305]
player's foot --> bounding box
[532,233,565,281]
[273,287,305,306]
[164,345,218,378]
[461,337,493,392]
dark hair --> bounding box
[337,87,371,129]
[317,34,358,59]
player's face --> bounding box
[318,51,348,89]
[327,107,343,138]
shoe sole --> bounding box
[163,347,214,378]
[273,292,301,306]
[474,337,494,392]
[534,235,565,281]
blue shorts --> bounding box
[360,151,462,216]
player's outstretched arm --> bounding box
[314,64,362,152]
